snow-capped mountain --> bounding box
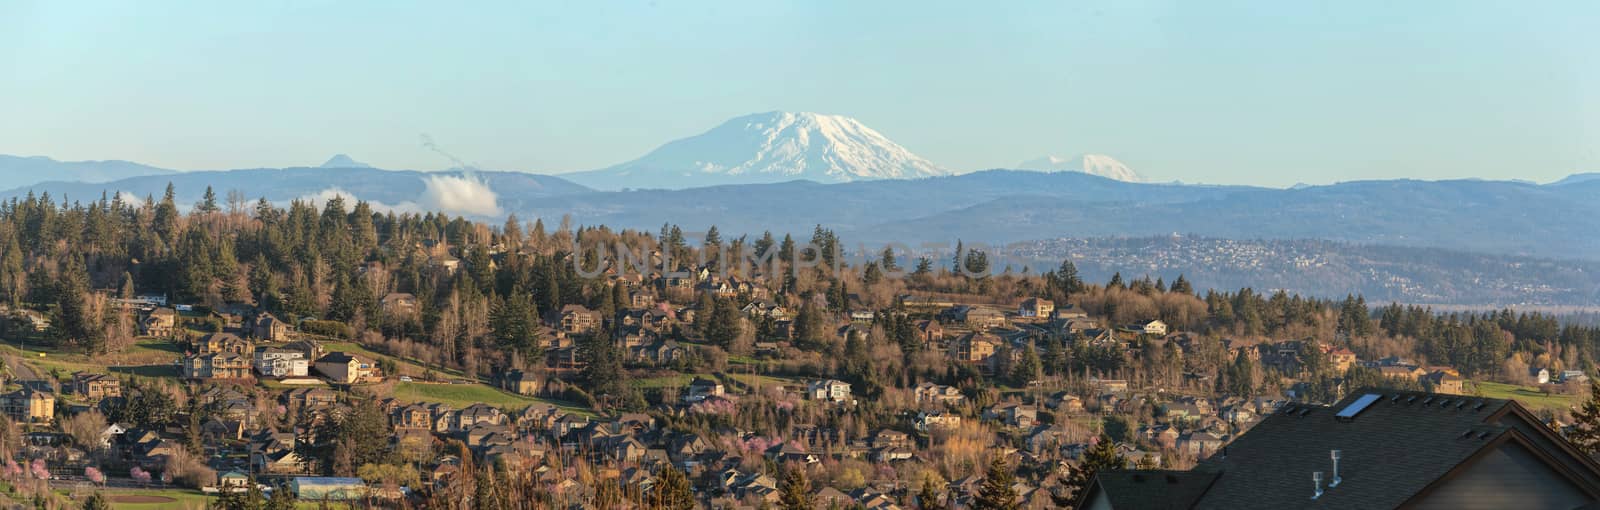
[1017,154,1143,182]
[563,111,950,189]
[320,154,374,169]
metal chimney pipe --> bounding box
[1312,472,1324,500]
[1330,450,1343,487]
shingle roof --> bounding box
[1085,389,1600,509]
[1188,390,1584,509]
[1090,470,1220,510]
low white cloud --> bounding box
[419,174,502,217]
[295,174,502,217]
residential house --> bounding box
[314,352,381,384]
[1136,319,1168,336]
[1530,367,1551,385]
[806,379,852,404]
[141,307,177,336]
[1018,298,1054,319]
[947,305,1008,330]
[913,382,965,406]
[252,313,289,342]
[915,320,945,346]
[184,352,253,380]
[951,332,1000,364]
[1423,370,1466,395]
[253,347,309,378]
[196,332,252,355]
[380,293,419,317]
[552,304,601,334]
[1077,391,1600,509]
[984,403,1039,429]
[684,377,725,403]
[915,410,962,432]
[502,369,539,396]
[72,372,121,401]
[0,389,54,423]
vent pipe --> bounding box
[1329,450,1343,487]
[1311,472,1324,500]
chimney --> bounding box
[1311,472,1324,500]
[1330,450,1343,487]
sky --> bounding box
[1,0,1596,187]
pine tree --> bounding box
[197,186,219,213]
[973,457,1018,510]
[652,466,696,510]
[1569,379,1600,458]
[918,474,946,510]
[779,468,812,510]
[84,493,111,510]
[1170,274,1193,295]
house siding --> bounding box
[1410,441,1590,510]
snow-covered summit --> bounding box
[1017,154,1143,182]
[565,111,949,189]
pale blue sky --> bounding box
[2,1,1596,187]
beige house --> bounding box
[72,372,122,401]
[0,389,54,423]
[314,352,381,384]
[1018,298,1055,319]
[141,308,177,337]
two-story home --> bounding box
[913,382,965,406]
[254,347,310,378]
[183,351,253,380]
[196,332,253,355]
[252,313,289,342]
[314,352,381,384]
[1018,297,1054,319]
[806,379,852,404]
[141,307,177,337]
[0,389,54,423]
[72,372,121,401]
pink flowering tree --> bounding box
[29,459,48,480]
[2,460,20,480]
[130,466,152,484]
[85,466,105,485]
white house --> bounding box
[806,379,852,404]
[254,347,310,378]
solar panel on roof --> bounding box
[1336,393,1382,419]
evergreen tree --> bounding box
[1106,272,1124,290]
[973,457,1018,510]
[918,474,946,510]
[491,292,543,359]
[652,466,696,510]
[84,493,111,510]
[1170,274,1194,295]
[1569,379,1600,458]
[779,468,812,510]
[197,186,219,213]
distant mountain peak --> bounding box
[320,154,372,169]
[563,111,950,189]
[1017,153,1143,182]
[1551,172,1600,186]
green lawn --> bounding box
[633,374,697,389]
[391,381,594,416]
[55,488,214,510]
[1474,381,1579,412]
[390,381,530,407]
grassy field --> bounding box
[1474,381,1580,412]
[391,381,535,407]
[52,487,214,510]
[391,381,594,415]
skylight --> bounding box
[1336,393,1382,420]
